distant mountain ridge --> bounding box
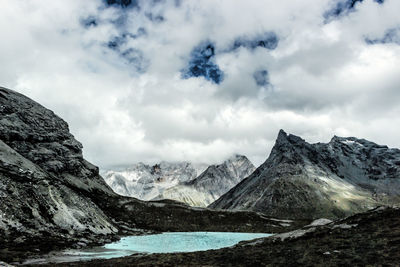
[210,130,400,219]
[154,155,256,207]
[102,162,206,200]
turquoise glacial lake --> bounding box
[104,232,272,254]
[25,232,272,264]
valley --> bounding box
[0,86,399,266]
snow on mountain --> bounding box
[155,155,256,207]
[210,130,400,219]
[102,162,207,200]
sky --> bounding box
[1,0,400,168]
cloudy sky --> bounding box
[1,0,400,168]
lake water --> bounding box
[24,232,272,264]
[104,232,272,254]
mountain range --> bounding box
[154,155,255,207]
[210,129,400,219]
[0,87,294,263]
[102,161,206,201]
[1,86,399,265]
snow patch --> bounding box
[307,218,332,227]
[333,223,358,229]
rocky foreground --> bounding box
[31,206,400,266]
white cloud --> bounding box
[0,0,399,168]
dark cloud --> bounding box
[253,70,269,87]
[145,12,165,23]
[230,32,279,51]
[106,29,146,50]
[324,0,384,21]
[105,0,140,9]
[80,16,98,28]
[181,41,224,84]
[106,33,149,73]
[365,28,400,45]
[120,48,148,72]
[180,32,278,85]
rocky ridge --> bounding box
[155,155,255,207]
[0,87,118,237]
[210,130,400,219]
[102,161,205,200]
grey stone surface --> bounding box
[0,87,118,243]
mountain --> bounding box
[210,130,400,219]
[0,87,293,263]
[155,155,255,207]
[0,86,123,261]
[102,162,206,200]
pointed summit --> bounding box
[276,129,288,142]
[273,129,306,150]
[274,129,292,148]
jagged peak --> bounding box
[276,129,288,142]
[275,129,306,146]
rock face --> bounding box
[0,87,118,239]
[0,87,295,263]
[102,162,205,200]
[156,155,255,207]
[210,130,400,219]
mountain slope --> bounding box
[156,155,255,207]
[0,87,118,238]
[102,162,204,200]
[210,130,400,219]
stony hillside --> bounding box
[0,87,118,237]
[210,130,400,219]
[156,155,255,207]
